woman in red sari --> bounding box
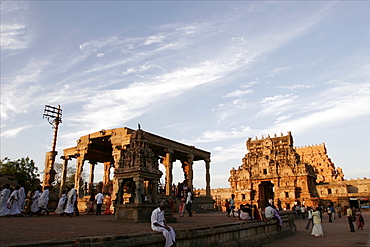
[103,194,112,215]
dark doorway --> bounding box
[258,181,274,208]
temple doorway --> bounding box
[258,181,274,208]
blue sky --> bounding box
[1,1,370,189]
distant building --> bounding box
[204,132,370,211]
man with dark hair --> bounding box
[347,206,356,232]
[151,200,176,247]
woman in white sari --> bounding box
[0,184,11,217]
[311,207,324,237]
[8,186,21,216]
[55,191,67,215]
[64,187,76,216]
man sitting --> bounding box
[151,200,176,247]
[238,204,252,220]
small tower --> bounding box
[114,128,163,222]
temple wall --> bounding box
[23,212,296,247]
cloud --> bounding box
[257,94,298,117]
[223,89,254,98]
[144,35,164,45]
[0,1,31,52]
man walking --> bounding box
[347,206,355,232]
[184,189,193,217]
[95,191,104,215]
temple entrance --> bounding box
[258,181,274,208]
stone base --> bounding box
[115,203,178,223]
[115,203,157,222]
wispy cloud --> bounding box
[0,1,32,52]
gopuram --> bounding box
[60,127,212,222]
[223,131,369,210]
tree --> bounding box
[54,162,86,188]
[0,157,41,192]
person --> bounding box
[252,204,263,221]
[64,186,76,216]
[225,199,231,217]
[265,203,274,220]
[103,194,112,215]
[327,205,332,222]
[87,191,95,215]
[272,205,282,227]
[179,197,186,215]
[0,184,11,217]
[311,207,323,237]
[238,204,251,220]
[336,205,342,218]
[8,186,21,216]
[38,186,50,216]
[151,200,176,247]
[355,208,365,230]
[183,189,193,217]
[29,190,40,216]
[300,205,306,220]
[55,190,67,215]
[305,207,313,230]
[95,191,104,215]
[18,185,26,214]
[347,206,356,232]
[229,194,235,217]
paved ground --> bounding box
[0,211,369,246]
[263,211,370,247]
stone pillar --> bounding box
[133,177,144,204]
[205,158,211,197]
[43,151,58,188]
[103,161,111,193]
[59,156,69,197]
[74,156,84,194]
[151,180,159,204]
[164,149,174,195]
[88,162,96,194]
[187,154,194,191]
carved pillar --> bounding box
[205,158,211,197]
[133,177,144,204]
[187,154,194,191]
[151,180,159,204]
[164,149,174,195]
[181,160,189,180]
[74,155,85,193]
[59,156,69,197]
[103,161,111,194]
[88,162,96,194]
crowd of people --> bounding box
[0,183,114,218]
[290,201,366,237]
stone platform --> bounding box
[1,211,368,247]
[0,211,294,247]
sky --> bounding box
[1,1,370,190]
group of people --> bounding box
[302,204,365,237]
[0,184,26,217]
[0,184,51,217]
[223,194,282,227]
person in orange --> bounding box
[103,194,112,215]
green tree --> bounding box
[0,157,41,191]
[54,162,86,188]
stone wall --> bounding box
[23,212,296,247]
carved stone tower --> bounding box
[114,128,163,222]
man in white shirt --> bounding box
[151,200,176,247]
[265,203,274,220]
[95,192,104,215]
